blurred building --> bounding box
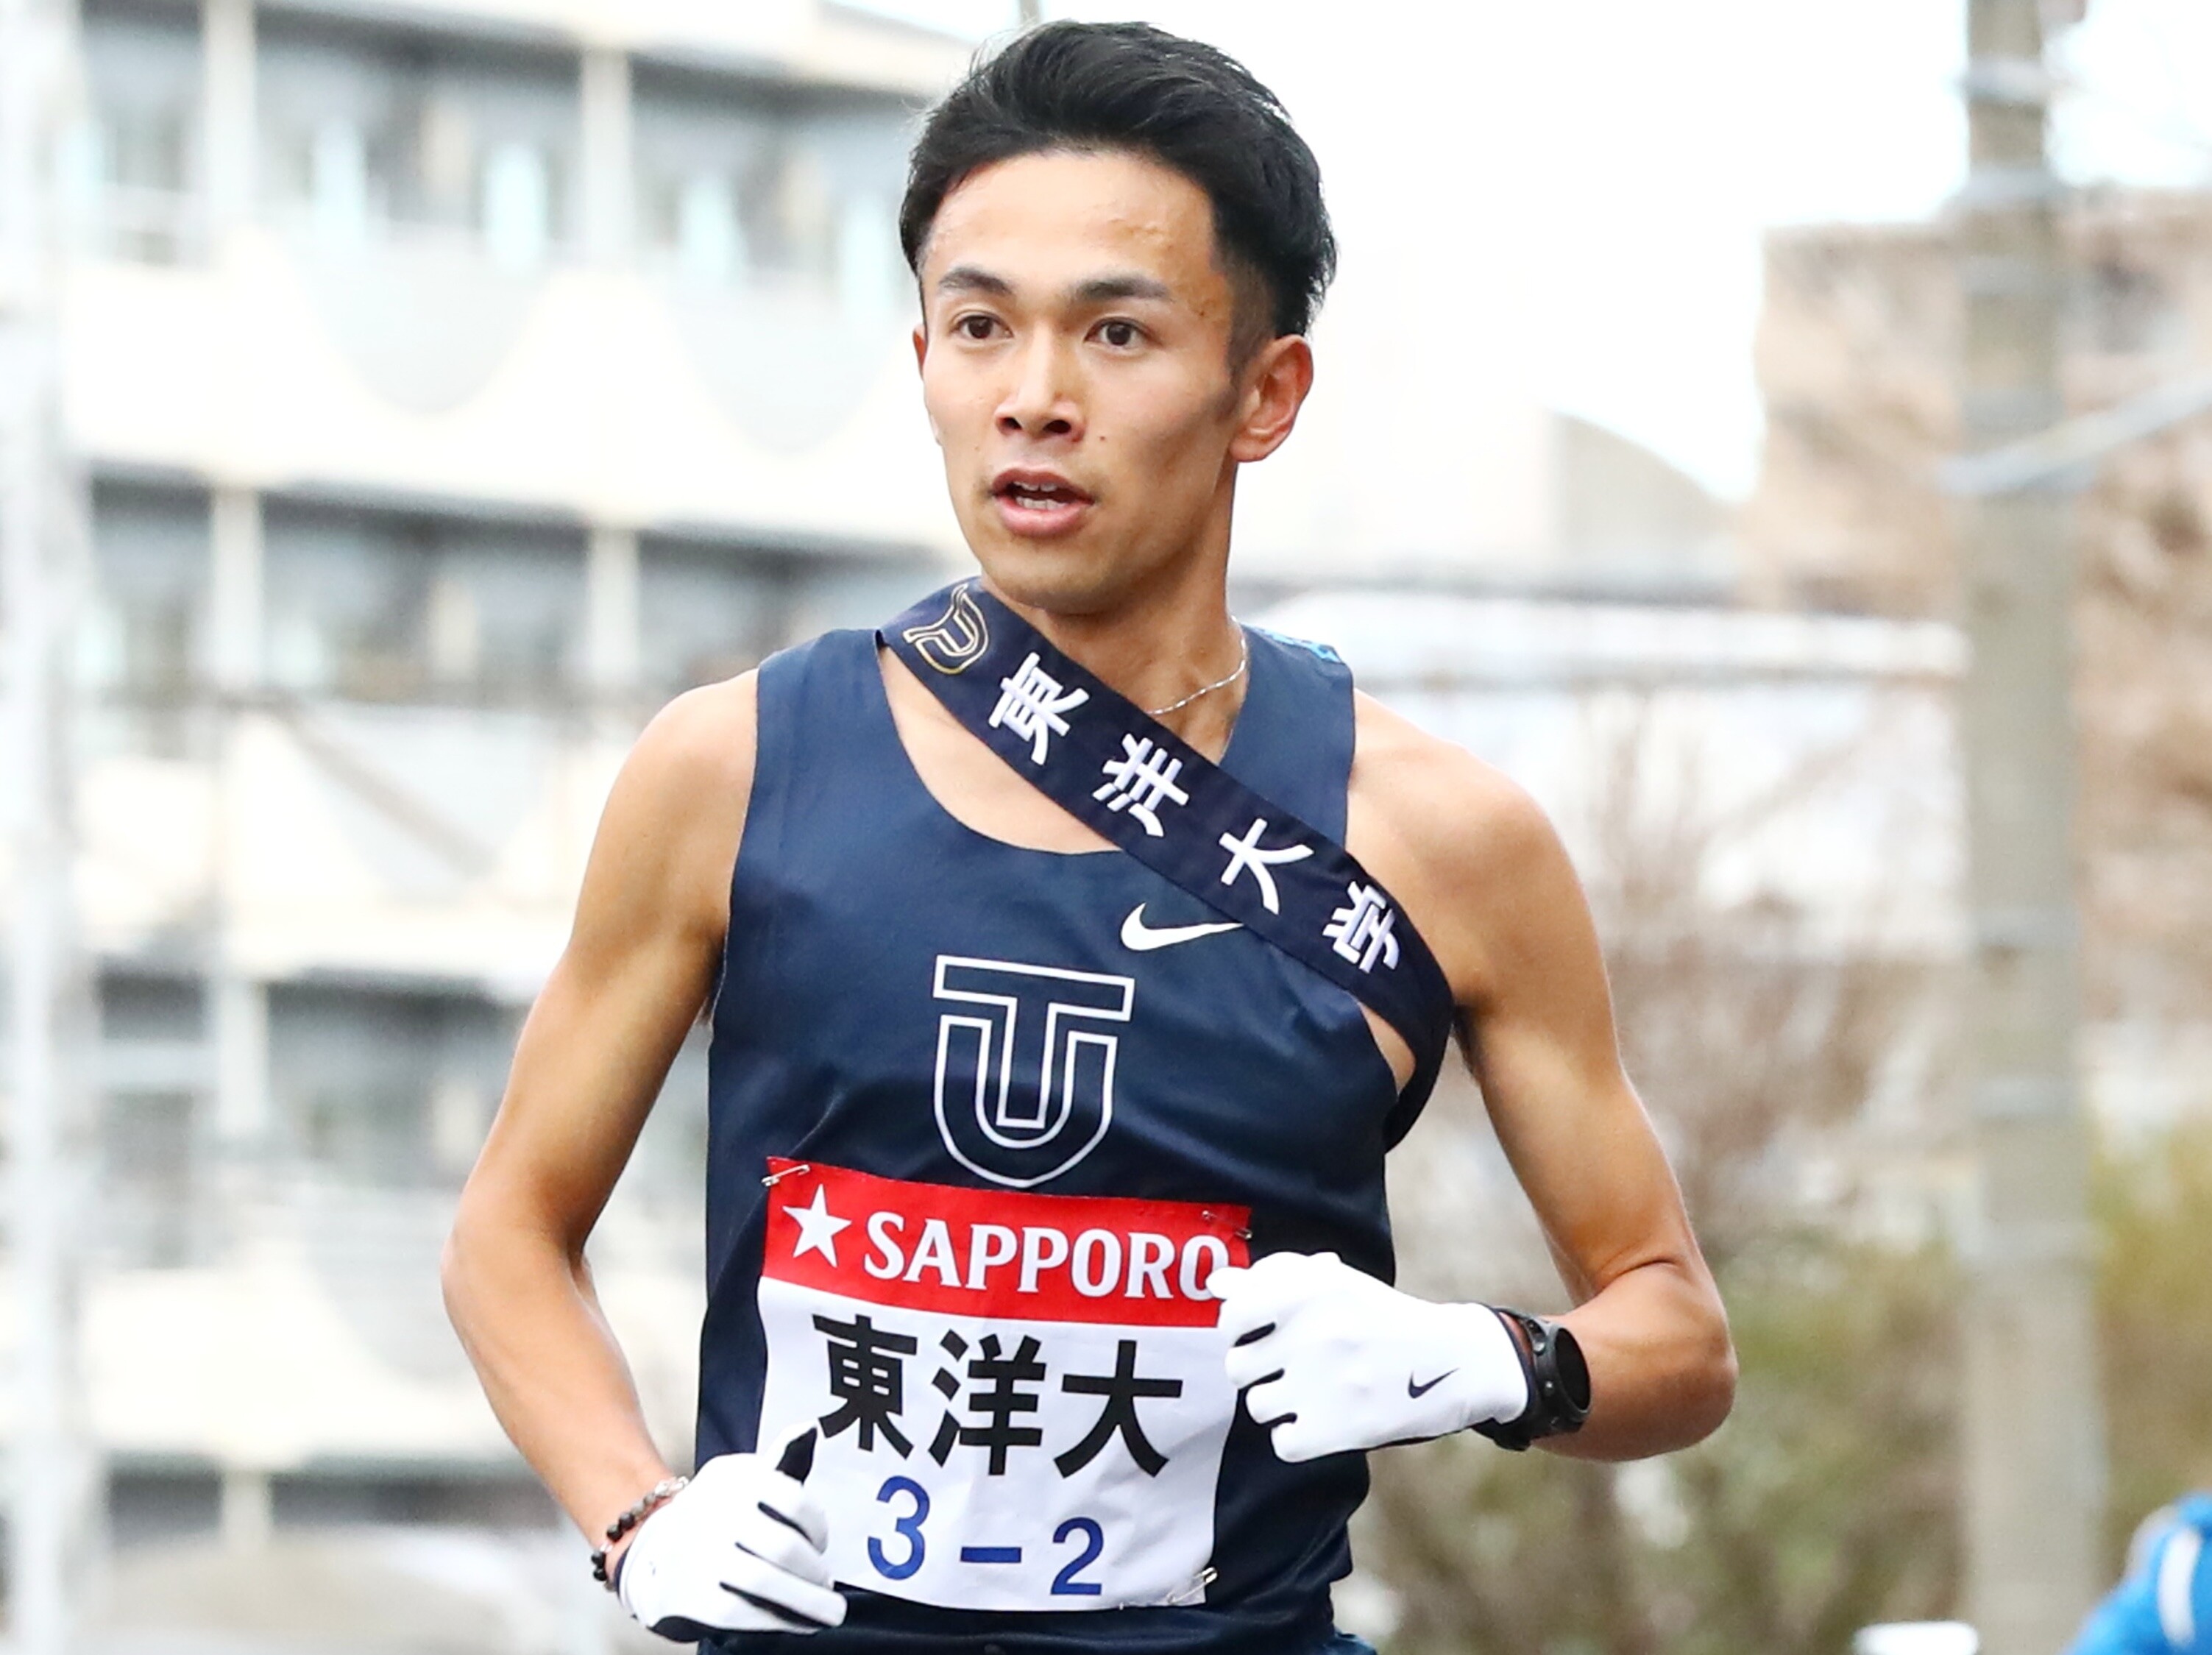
[1744,187,2212,1133]
[51,0,969,1619]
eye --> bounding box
[954,313,999,341]
[1096,319,1141,349]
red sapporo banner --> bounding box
[760,1158,1249,1328]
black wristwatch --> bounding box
[1472,1307,1592,1452]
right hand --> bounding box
[616,1436,847,1639]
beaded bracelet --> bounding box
[589,1476,688,1590]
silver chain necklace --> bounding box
[1144,631,1249,720]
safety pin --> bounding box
[1159,1567,1217,1606]
[761,1163,812,1187]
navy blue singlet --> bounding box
[698,620,1421,1655]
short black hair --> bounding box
[898,21,1336,350]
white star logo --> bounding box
[783,1184,851,1266]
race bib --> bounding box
[755,1159,1249,1612]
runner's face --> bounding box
[914,149,1292,614]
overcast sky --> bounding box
[850,0,2212,500]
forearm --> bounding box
[442,1205,676,1542]
[1539,1257,1734,1461]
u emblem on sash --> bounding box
[902,584,990,675]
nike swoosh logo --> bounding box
[1120,904,1244,951]
[1408,1370,1457,1399]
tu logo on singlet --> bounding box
[931,957,1135,1188]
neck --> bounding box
[980,555,1247,754]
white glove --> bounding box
[617,1435,847,1639]
[1209,1251,1529,1462]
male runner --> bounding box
[444,22,1734,1655]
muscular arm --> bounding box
[442,676,756,1542]
[1350,698,1735,1460]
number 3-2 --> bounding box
[870,1476,930,1581]
[1051,1517,1104,1596]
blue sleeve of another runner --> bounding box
[2065,1509,2212,1655]
[2066,1571,2169,1655]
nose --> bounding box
[997,332,1081,442]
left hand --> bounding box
[1208,1251,1529,1462]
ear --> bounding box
[912,322,941,445]
[1227,335,1314,465]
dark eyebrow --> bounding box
[932,267,1175,307]
[936,265,1013,297]
[1071,274,1173,305]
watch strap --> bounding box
[1472,1307,1592,1452]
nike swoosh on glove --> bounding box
[617,1431,847,1640]
[1208,1251,1530,1463]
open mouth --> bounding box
[994,477,1093,512]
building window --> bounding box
[82,0,202,264]
[270,1472,555,1529]
[263,500,584,704]
[82,480,212,758]
[481,138,552,272]
[265,504,428,700]
[269,982,516,1188]
[632,63,908,312]
[307,117,372,250]
[102,1091,199,1266]
[98,971,208,1269]
[433,523,586,695]
[85,480,210,699]
[673,170,744,283]
[258,13,578,266]
[109,1469,224,1550]
[637,539,784,695]
[101,969,208,1044]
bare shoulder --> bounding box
[581,672,760,943]
[1344,690,1587,1007]
[1347,690,1564,890]
[624,671,759,804]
